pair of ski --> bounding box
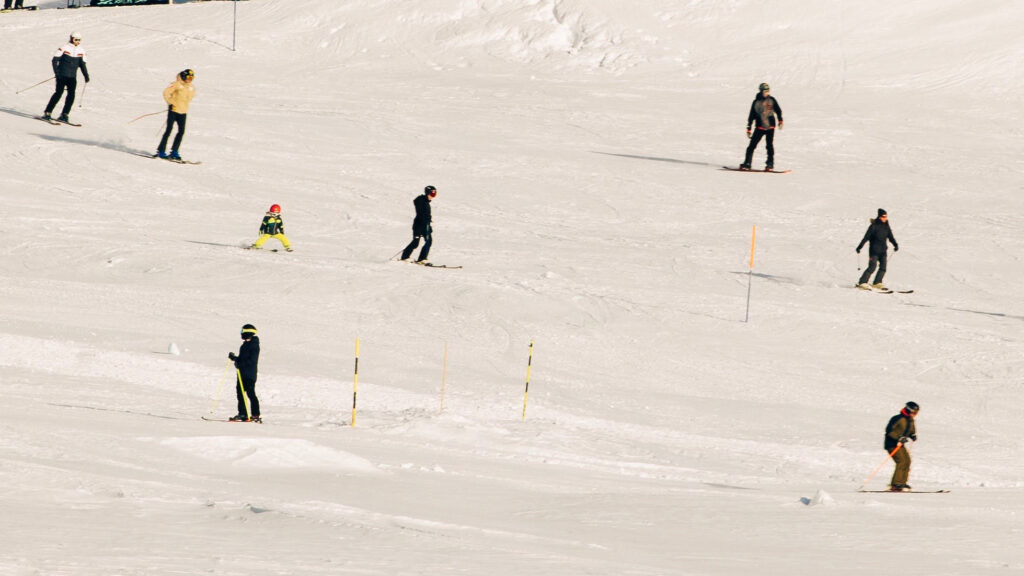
[858,489,949,494]
[37,115,81,127]
[414,261,461,269]
[202,416,262,424]
[395,260,462,269]
[127,151,202,165]
[858,285,914,295]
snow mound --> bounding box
[160,436,379,472]
[800,489,836,507]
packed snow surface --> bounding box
[2,0,1024,574]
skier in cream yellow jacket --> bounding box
[157,69,196,161]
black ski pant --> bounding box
[4,0,25,9]
[236,375,260,418]
[859,250,888,285]
[45,77,77,117]
[401,226,432,262]
[744,128,775,167]
[158,110,187,153]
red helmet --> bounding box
[269,204,281,214]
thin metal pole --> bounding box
[15,76,54,95]
[232,0,238,52]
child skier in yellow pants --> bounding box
[248,204,293,252]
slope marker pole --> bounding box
[521,340,534,421]
[745,225,756,323]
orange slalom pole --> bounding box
[858,442,904,490]
[745,225,756,323]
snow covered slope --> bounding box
[2,1,1023,574]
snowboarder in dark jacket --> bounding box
[44,32,90,124]
[227,324,261,422]
[400,186,437,263]
[740,82,783,171]
[856,208,899,290]
[884,401,919,491]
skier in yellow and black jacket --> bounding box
[247,204,293,252]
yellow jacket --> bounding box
[163,78,196,114]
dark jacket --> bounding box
[747,93,782,130]
[412,194,432,236]
[857,220,898,255]
[51,42,90,82]
[259,214,284,235]
[234,336,260,381]
[884,410,917,451]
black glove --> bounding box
[228,352,237,361]
[910,434,917,441]
[898,436,912,444]
[856,247,861,254]
[893,245,899,252]
[84,76,90,83]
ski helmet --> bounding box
[241,324,258,339]
[424,186,437,198]
[759,82,770,92]
[179,69,195,81]
[905,401,920,413]
[70,32,82,41]
[269,204,281,214]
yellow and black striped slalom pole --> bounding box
[440,341,449,414]
[206,359,233,417]
[521,340,534,421]
[745,225,756,323]
[351,338,360,426]
[237,369,252,420]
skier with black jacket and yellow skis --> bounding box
[247,204,293,252]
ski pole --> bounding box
[15,76,54,94]
[386,248,403,262]
[858,442,903,490]
[206,359,233,416]
[127,109,166,125]
[78,83,86,108]
[237,369,252,419]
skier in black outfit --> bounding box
[856,208,899,290]
[227,324,261,422]
[740,82,783,171]
[400,186,437,263]
[43,32,90,124]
